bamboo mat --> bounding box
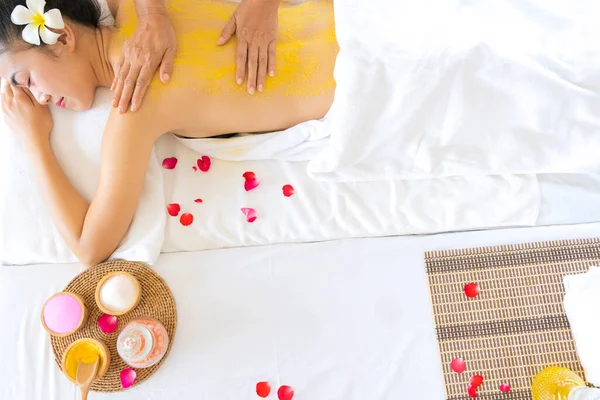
[425,239,600,399]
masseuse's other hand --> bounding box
[112,12,177,113]
[218,0,279,94]
[1,80,53,150]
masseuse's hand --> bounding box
[1,80,53,150]
[218,0,280,94]
[112,12,177,113]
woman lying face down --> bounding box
[0,0,337,266]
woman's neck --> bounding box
[83,26,115,89]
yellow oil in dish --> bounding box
[532,367,586,400]
[64,340,108,381]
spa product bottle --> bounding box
[532,367,600,400]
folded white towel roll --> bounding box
[564,267,600,387]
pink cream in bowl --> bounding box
[41,292,88,336]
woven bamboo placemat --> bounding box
[50,260,177,392]
[425,238,600,400]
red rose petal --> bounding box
[180,212,194,226]
[97,314,118,334]
[162,157,178,169]
[193,166,198,171]
[197,156,211,172]
[243,171,256,180]
[167,203,181,217]
[499,384,511,393]
[451,358,466,374]
[120,368,136,388]
[464,283,480,298]
[468,383,477,398]
[256,381,271,398]
[277,385,294,400]
[470,375,484,388]
[282,184,295,197]
[241,208,257,223]
[244,178,260,191]
[194,198,203,203]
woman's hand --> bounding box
[218,0,280,94]
[1,80,53,151]
[111,11,177,113]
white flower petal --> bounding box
[11,5,35,25]
[39,25,60,45]
[22,23,40,46]
[26,0,46,17]
[43,9,64,29]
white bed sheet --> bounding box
[2,222,600,400]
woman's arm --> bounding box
[2,81,161,266]
[28,115,156,266]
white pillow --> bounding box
[0,89,166,265]
[308,0,600,181]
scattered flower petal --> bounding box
[180,213,194,226]
[194,198,203,203]
[282,184,295,197]
[98,314,118,334]
[468,383,477,398]
[120,368,137,389]
[197,156,211,172]
[245,179,260,191]
[256,381,271,398]
[241,208,257,223]
[470,375,484,388]
[277,385,294,400]
[162,157,178,169]
[451,358,466,374]
[499,384,511,393]
[167,203,180,217]
[464,283,480,298]
[193,166,197,171]
[243,171,260,191]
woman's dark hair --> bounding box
[0,0,101,50]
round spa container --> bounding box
[95,271,141,316]
[61,338,111,383]
[41,292,88,337]
[116,318,169,368]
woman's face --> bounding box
[0,44,97,111]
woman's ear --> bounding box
[49,23,77,55]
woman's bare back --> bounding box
[110,0,338,137]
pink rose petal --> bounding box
[244,179,260,191]
[451,358,466,374]
[120,368,136,389]
[470,375,484,388]
[194,198,203,203]
[97,314,118,334]
[167,203,180,217]
[162,157,178,169]
[499,383,511,393]
[468,383,477,398]
[180,212,194,226]
[243,171,256,180]
[241,207,257,223]
[256,381,271,398]
[197,156,211,172]
[464,283,480,298]
[193,166,198,171]
[282,184,295,197]
[277,385,294,400]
